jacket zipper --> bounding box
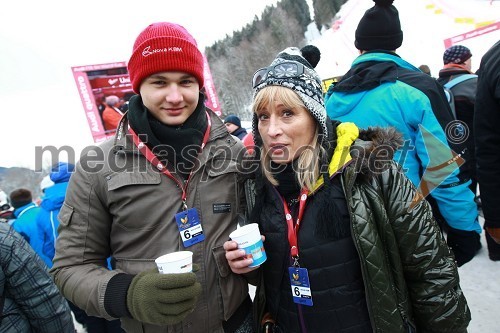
[341,170,377,331]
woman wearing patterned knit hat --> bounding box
[224,45,470,332]
[50,22,252,333]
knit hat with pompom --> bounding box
[252,45,327,142]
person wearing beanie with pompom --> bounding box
[325,0,482,268]
[224,44,470,332]
[50,22,252,333]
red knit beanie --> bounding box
[128,22,205,93]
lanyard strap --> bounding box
[281,188,309,260]
[128,111,211,207]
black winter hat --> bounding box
[355,0,403,51]
[9,188,32,209]
[224,115,241,128]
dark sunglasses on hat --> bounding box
[252,61,307,88]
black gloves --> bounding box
[126,268,202,325]
[447,227,481,266]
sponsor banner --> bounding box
[72,62,132,143]
[444,21,499,48]
[202,54,222,116]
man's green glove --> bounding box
[127,268,202,325]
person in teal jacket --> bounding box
[36,162,74,266]
[325,0,481,266]
[9,188,51,266]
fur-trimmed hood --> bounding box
[309,121,403,192]
[352,126,403,178]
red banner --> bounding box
[72,62,132,143]
[444,21,499,48]
[202,54,222,116]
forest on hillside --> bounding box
[205,0,348,121]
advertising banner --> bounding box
[202,54,222,116]
[71,62,132,143]
[443,21,499,56]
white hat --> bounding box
[0,190,8,206]
[40,175,55,191]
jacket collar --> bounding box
[13,202,37,218]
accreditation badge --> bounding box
[288,267,313,306]
[174,208,205,247]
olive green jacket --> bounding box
[51,110,249,333]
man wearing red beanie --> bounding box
[51,22,252,333]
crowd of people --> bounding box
[1,0,498,332]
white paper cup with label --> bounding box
[229,223,267,268]
[155,251,193,274]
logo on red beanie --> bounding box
[142,46,183,57]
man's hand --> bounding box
[127,268,201,325]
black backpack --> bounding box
[443,74,477,119]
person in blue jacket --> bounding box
[325,0,481,266]
[36,162,75,265]
[9,188,51,266]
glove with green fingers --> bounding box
[126,268,202,325]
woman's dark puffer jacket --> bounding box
[252,123,470,333]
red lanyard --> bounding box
[281,188,309,259]
[128,111,211,207]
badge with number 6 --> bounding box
[175,208,205,247]
[288,267,313,306]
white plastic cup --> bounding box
[155,251,193,274]
[229,223,267,267]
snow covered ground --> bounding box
[458,215,499,333]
